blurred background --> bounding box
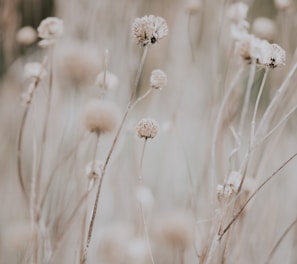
[1,0,297,263]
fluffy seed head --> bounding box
[136,118,159,139]
[132,15,168,47]
[252,17,276,42]
[16,26,37,45]
[37,17,64,40]
[84,99,121,134]
[274,0,292,10]
[150,69,168,90]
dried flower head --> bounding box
[95,71,119,91]
[37,17,63,40]
[16,26,37,45]
[150,69,167,90]
[24,62,47,80]
[252,17,276,42]
[136,118,159,139]
[84,99,121,134]
[236,34,286,68]
[132,15,168,47]
[274,0,292,10]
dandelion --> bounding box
[16,26,37,46]
[136,118,159,139]
[95,71,119,90]
[84,99,121,134]
[150,69,167,90]
[132,15,168,47]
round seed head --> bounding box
[37,17,64,40]
[84,99,121,134]
[95,71,119,91]
[252,17,276,42]
[136,118,159,139]
[16,26,37,45]
[24,62,47,80]
[150,69,167,90]
[132,15,168,47]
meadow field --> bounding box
[1,0,297,263]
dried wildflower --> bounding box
[236,34,286,68]
[84,99,121,134]
[38,39,56,48]
[274,0,292,10]
[187,0,202,15]
[150,69,167,90]
[136,118,159,139]
[37,17,64,40]
[252,17,276,42]
[95,71,119,90]
[16,26,37,45]
[132,15,168,47]
[24,62,47,80]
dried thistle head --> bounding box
[16,26,37,46]
[84,99,121,134]
[150,69,167,90]
[132,15,168,47]
[136,118,159,139]
[37,17,63,47]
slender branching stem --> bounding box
[82,46,149,263]
[219,152,297,240]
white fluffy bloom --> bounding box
[37,17,64,39]
[24,62,47,80]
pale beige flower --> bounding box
[136,118,159,139]
[16,26,37,45]
[37,17,64,40]
[84,99,121,134]
[132,15,168,47]
[150,69,167,90]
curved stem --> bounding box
[265,216,297,264]
[82,46,149,263]
[250,68,269,144]
[219,152,297,240]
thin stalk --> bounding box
[138,138,155,264]
[256,61,297,137]
[82,46,149,263]
[130,88,152,110]
[36,46,54,202]
[265,217,297,264]
[219,152,297,240]
[250,67,269,144]
[255,103,297,148]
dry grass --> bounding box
[1,0,297,263]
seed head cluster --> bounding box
[37,17,64,47]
